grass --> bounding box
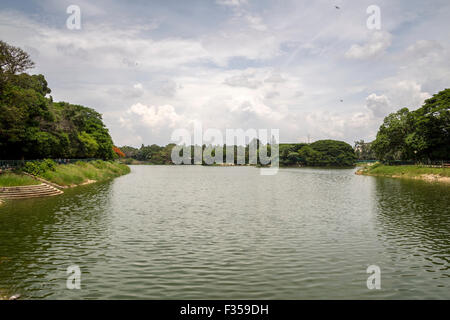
[358,163,450,179]
[0,172,40,187]
[40,160,130,186]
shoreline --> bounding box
[0,161,130,201]
[356,164,450,184]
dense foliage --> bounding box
[371,89,450,162]
[0,41,115,160]
[22,159,57,176]
[280,140,356,166]
[121,144,178,164]
[121,139,356,167]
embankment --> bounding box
[36,160,130,188]
[356,164,450,184]
[0,161,130,200]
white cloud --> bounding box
[405,40,444,59]
[366,93,391,118]
[345,31,392,59]
[365,80,430,122]
[1,1,449,147]
[216,0,248,7]
[224,73,262,89]
[125,103,184,129]
[246,15,267,31]
[391,81,431,109]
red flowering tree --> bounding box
[113,146,125,158]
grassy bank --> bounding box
[357,163,450,183]
[39,160,130,187]
[0,172,41,187]
[0,160,130,187]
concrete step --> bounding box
[0,183,63,199]
[0,185,60,191]
[0,190,62,198]
[0,187,58,193]
[0,186,60,192]
[0,191,62,197]
[0,193,62,199]
[0,184,49,190]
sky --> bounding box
[1,0,449,147]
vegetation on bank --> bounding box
[280,140,356,166]
[370,89,449,162]
[0,41,116,160]
[0,172,40,187]
[0,160,130,187]
[357,163,450,183]
[31,160,130,187]
[120,139,357,167]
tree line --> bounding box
[120,139,357,167]
[0,40,116,160]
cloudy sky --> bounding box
[1,0,449,146]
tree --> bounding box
[409,89,450,160]
[298,146,323,166]
[371,89,450,162]
[113,146,125,158]
[0,41,116,160]
[309,140,356,166]
[371,108,411,161]
[0,40,35,74]
[0,40,35,92]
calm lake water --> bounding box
[0,165,449,299]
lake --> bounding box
[0,165,448,299]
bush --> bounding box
[42,159,56,171]
[22,159,56,176]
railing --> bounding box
[0,158,99,170]
[355,160,449,167]
[355,160,378,163]
[382,160,449,167]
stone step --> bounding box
[0,187,62,194]
[0,183,46,188]
[0,190,62,196]
[0,183,63,199]
[2,185,59,191]
[0,187,58,193]
[0,186,59,192]
[0,184,60,191]
[0,183,58,188]
[0,193,61,199]
[0,190,62,197]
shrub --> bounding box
[22,159,56,176]
[42,159,56,171]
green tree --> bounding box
[371,89,450,162]
[0,41,116,160]
[309,140,356,166]
[371,108,411,161]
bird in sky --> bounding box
[335,6,340,9]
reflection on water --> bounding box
[373,178,449,298]
[0,166,448,299]
[0,183,114,298]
